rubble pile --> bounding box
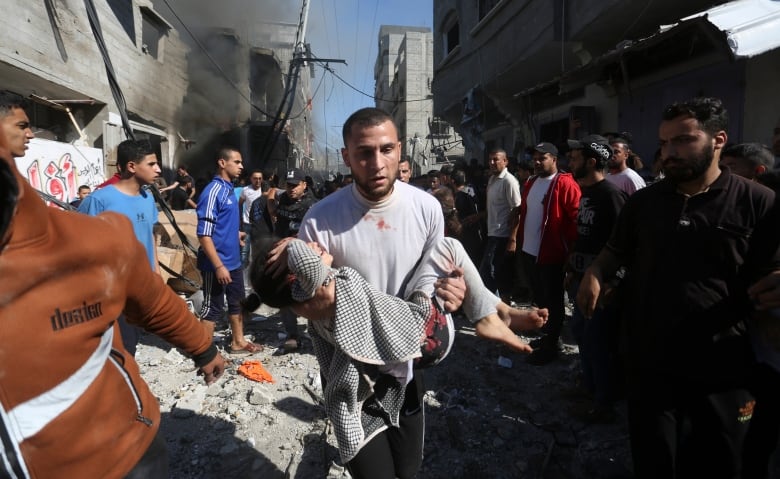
[138,306,634,479]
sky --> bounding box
[155,0,433,170]
[304,0,434,167]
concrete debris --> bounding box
[138,312,638,478]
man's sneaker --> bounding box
[526,345,558,365]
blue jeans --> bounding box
[240,223,252,267]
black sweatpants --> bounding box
[346,373,426,479]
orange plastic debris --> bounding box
[237,359,275,383]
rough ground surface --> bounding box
[138,304,635,479]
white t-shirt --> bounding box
[486,168,521,237]
[240,186,264,224]
[299,181,445,385]
[522,173,556,257]
[299,181,443,296]
[606,168,646,196]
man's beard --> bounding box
[573,163,588,179]
[355,178,394,202]
[663,146,713,184]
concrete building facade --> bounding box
[375,25,463,176]
[432,0,780,167]
[0,0,314,199]
[0,0,190,183]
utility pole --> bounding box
[257,0,346,172]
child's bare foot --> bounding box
[474,314,533,354]
[496,304,549,331]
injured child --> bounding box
[247,236,548,462]
[249,236,547,365]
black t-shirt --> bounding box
[570,179,627,273]
[275,190,317,238]
[169,187,190,210]
[454,190,478,220]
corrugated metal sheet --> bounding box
[665,0,780,57]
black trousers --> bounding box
[521,253,565,346]
[626,377,752,479]
[346,373,426,479]
[743,363,780,479]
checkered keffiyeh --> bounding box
[287,239,441,462]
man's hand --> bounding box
[215,265,232,285]
[749,270,780,310]
[265,237,295,278]
[291,281,336,320]
[576,270,602,319]
[435,266,466,313]
[239,231,247,248]
[198,353,226,385]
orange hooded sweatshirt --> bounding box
[0,144,216,478]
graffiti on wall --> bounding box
[15,138,105,203]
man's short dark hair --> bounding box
[662,97,728,137]
[452,169,468,187]
[342,108,397,145]
[722,142,775,170]
[488,147,507,157]
[0,90,28,117]
[217,147,239,164]
[116,139,155,171]
[77,184,91,192]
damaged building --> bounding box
[0,0,313,202]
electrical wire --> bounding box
[287,67,327,120]
[320,62,433,103]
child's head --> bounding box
[247,236,295,309]
[246,237,333,312]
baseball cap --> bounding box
[533,142,559,156]
[567,134,613,163]
[285,168,305,185]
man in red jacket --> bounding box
[0,109,226,477]
[515,142,581,365]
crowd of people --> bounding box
[2,88,780,479]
